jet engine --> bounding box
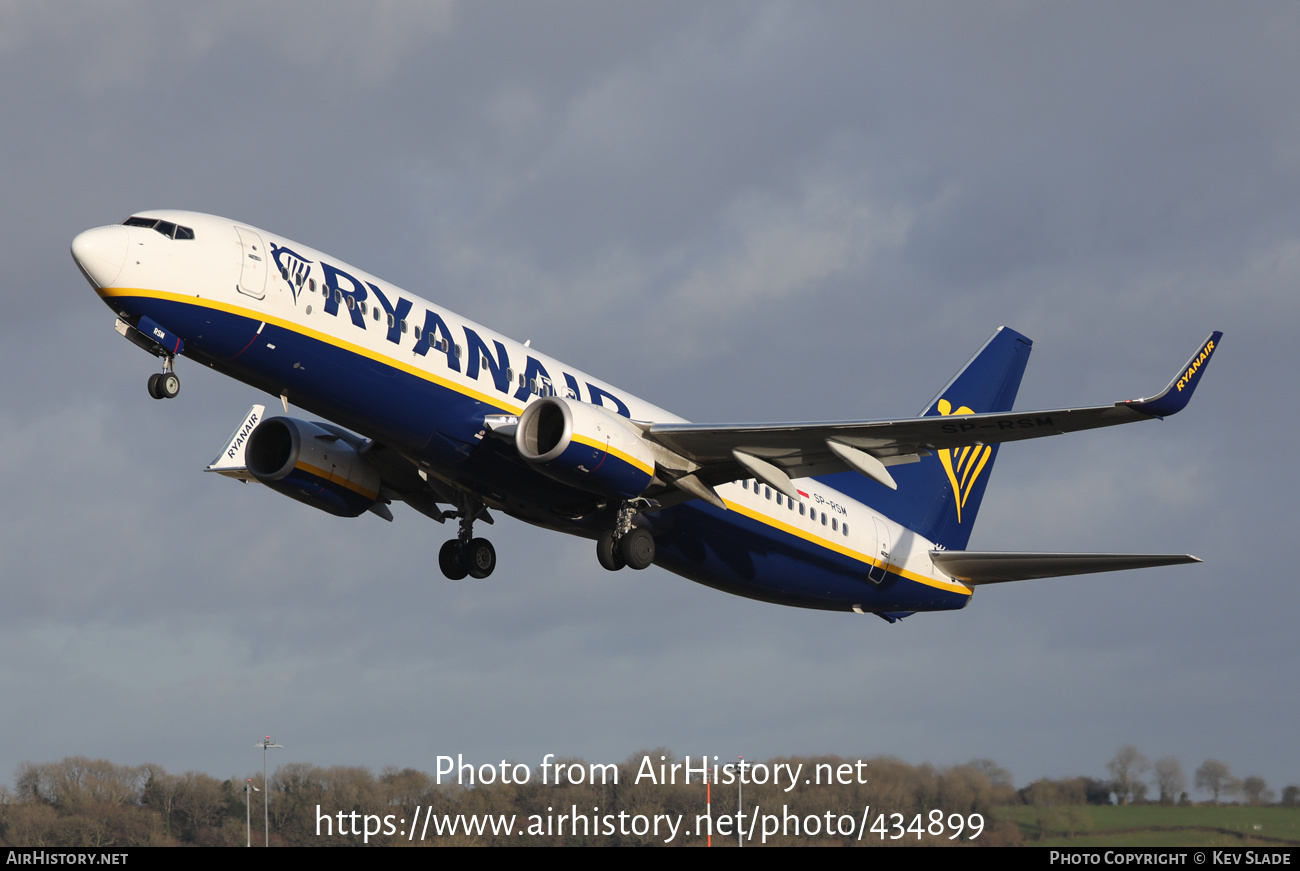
[245,417,383,517]
[515,397,656,499]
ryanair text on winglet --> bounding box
[1177,338,1215,393]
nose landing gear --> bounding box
[113,317,184,400]
[146,357,180,400]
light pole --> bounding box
[256,736,283,847]
[243,779,260,847]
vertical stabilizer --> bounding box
[818,327,1032,550]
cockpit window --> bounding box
[122,215,195,240]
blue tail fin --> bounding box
[818,326,1032,550]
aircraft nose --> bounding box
[71,225,129,289]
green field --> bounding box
[997,805,1300,848]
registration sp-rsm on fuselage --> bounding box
[71,211,1221,622]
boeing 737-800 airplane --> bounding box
[72,211,1219,621]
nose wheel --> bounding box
[147,357,180,400]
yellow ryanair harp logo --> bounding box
[936,398,992,524]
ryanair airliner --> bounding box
[72,211,1220,621]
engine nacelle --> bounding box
[245,417,383,517]
[515,397,656,499]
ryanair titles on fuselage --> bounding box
[269,243,634,419]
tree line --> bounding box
[0,749,1293,847]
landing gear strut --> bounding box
[597,500,655,571]
[438,493,496,580]
[147,355,180,400]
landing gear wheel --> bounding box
[147,373,163,399]
[438,539,468,580]
[620,527,655,570]
[157,371,180,399]
[596,529,625,572]
[465,538,496,579]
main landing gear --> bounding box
[597,500,655,572]
[146,356,180,400]
[438,494,496,580]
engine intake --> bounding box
[246,417,382,517]
[515,397,655,499]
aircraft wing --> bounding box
[646,332,1220,499]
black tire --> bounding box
[620,527,655,570]
[596,529,625,571]
[147,373,163,399]
[438,539,468,580]
[465,538,496,579]
[158,372,180,399]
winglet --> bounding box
[1123,331,1222,417]
[205,404,266,480]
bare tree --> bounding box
[1108,746,1151,805]
[1195,759,1239,805]
[1154,757,1186,805]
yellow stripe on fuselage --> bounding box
[720,497,972,596]
[98,286,528,415]
[102,286,968,596]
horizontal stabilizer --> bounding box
[930,551,1201,585]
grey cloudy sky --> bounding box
[2,2,1295,794]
